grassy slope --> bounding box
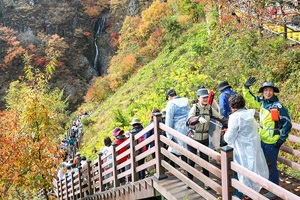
[78,24,207,159]
[78,24,300,182]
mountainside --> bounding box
[75,1,300,160]
[1,0,299,168]
[0,0,152,111]
[0,0,300,197]
[79,32,300,161]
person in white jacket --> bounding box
[165,89,189,168]
[224,94,269,199]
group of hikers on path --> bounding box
[56,112,90,182]
[57,77,292,200]
[108,77,291,200]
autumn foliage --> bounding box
[0,51,68,197]
[0,27,25,67]
[81,0,110,18]
[84,76,111,103]
[110,32,120,47]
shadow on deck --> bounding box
[87,163,300,200]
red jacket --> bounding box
[114,135,128,164]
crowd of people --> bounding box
[56,112,90,182]
[56,78,292,200]
[109,77,291,200]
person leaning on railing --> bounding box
[243,77,292,200]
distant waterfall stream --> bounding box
[93,17,106,74]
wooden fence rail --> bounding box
[56,113,300,199]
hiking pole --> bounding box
[210,120,222,128]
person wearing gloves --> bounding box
[186,88,228,189]
[224,94,269,200]
[243,77,292,199]
[165,89,189,169]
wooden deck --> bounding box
[56,116,300,200]
[84,169,300,200]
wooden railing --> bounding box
[56,114,300,199]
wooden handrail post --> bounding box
[130,132,138,182]
[86,160,93,195]
[112,144,118,187]
[153,113,167,180]
[221,146,234,200]
[60,179,63,200]
[64,175,69,200]
[283,24,287,39]
[77,166,83,199]
[98,152,105,192]
[57,180,62,200]
[56,181,59,199]
[75,140,79,152]
[71,172,75,200]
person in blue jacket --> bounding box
[218,80,237,118]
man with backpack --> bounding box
[186,88,228,189]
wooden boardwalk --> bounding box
[86,171,300,200]
[56,116,300,200]
[86,162,300,200]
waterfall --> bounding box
[93,17,106,74]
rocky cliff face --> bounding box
[0,0,152,110]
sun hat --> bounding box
[258,82,279,93]
[111,127,124,136]
[197,88,209,98]
[218,81,232,91]
[130,118,142,125]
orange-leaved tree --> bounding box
[0,26,26,68]
[0,53,68,199]
[81,0,110,18]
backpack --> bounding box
[68,138,75,145]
